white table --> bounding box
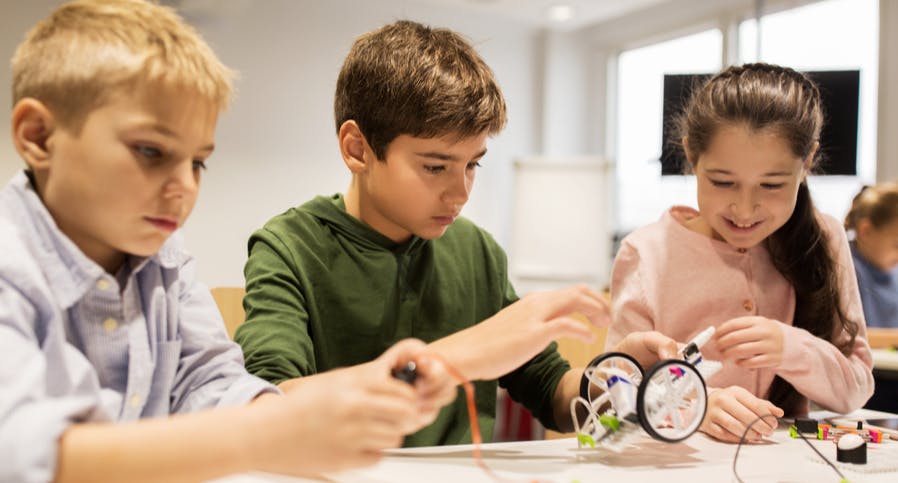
[872,348,898,373]
[213,409,898,483]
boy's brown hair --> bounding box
[11,0,234,132]
[334,20,507,160]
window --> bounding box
[738,0,878,219]
[615,29,722,232]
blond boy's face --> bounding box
[37,87,217,273]
[358,132,488,243]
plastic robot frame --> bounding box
[571,327,722,450]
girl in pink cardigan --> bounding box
[605,63,874,444]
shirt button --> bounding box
[96,279,110,290]
[743,300,754,311]
[737,248,747,254]
[103,318,119,332]
[130,394,141,408]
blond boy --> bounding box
[0,2,454,481]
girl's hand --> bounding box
[700,386,784,443]
[713,316,785,369]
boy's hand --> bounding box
[380,339,458,428]
[610,331,678,369]
[714,316,785,369]
[430,284,610,381]
[699,386,784,443]
[254,339,454,477]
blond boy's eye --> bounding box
[424,165,445,173]
[135,145,163,158]
[467,161,482,170]
[193,160,207,171]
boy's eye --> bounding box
[709,180,733,188]
[467,161,482,170]
[424,165,446,174]
[193,160,207,172]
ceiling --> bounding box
[400,0,671,31]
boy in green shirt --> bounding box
[236,20,676,446]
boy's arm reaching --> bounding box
[49,339,453,483]
[426,285,610,382]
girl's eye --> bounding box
[467,161,482,170]
[193,160,207,172]
[424,165,446,174]
[761,183,784,190]
[710,180,733,187]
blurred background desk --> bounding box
[867,329,898,413]
[212,409,898,483]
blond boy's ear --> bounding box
[11,98,55,171]
[338,120,373,174]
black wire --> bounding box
[731,414,847,483]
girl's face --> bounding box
[690,124,811,250]
[856,218,898,272]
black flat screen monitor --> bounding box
[660,70,859,176]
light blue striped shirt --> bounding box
[0,172,276,482]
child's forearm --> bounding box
[55,404,259,483]
[552,368,585,433]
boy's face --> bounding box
[358,132,488,243]
[692,124,808,250]
[34,87,218,273]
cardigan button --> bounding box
[742,300,754,312]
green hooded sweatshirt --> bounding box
[235,194,570,446]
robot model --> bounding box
[571,327,721,450]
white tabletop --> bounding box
[213,409,898,483]
[872,348,898,372]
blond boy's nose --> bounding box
[165,162,200,198]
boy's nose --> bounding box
[442,173,471,206]
[164,161,200,198]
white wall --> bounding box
[0,0,542,287]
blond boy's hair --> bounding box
[11,0,234,131]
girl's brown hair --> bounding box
[676,63,859,415]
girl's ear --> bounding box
[12,98,56,172]
[801,141,819,181]
[338,120,374,174]
[682,136,697,171]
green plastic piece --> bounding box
[576,433,596,448]
[599,414,620,431]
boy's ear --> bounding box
[338,120,372,174]
[11,98,56,171]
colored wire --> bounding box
[428,353,539,483]
[732,414,847,483]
